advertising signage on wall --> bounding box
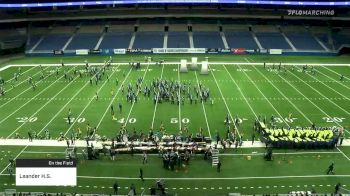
[1,0,349,8]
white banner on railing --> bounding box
[269,49,282,55]
[75,49,89,55]
[153,48,206,54]
[113,49,126,54]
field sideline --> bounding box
[0,55,350,194]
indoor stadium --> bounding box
[0,0,350,195]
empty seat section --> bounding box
[35,34,70,50]
[167,32,189,48]
[193,31,224,48]
[133,32,164,49]
[27,35,42,49]
[66,33,100,50]
[332,34,350,49]
[315,33,331,49]
[225,32,257,49]
[255,32,291,49]
[286,32,323,50]
[99,32,132,49]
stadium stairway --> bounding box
[94,31,106,50]
[163,31,168,48]
[29,35,46,53]
[61,28,79,51]
[189,31,194,48]
[211,148,219,167]
[281,31,297,51]
[251,31,263,50]
[129,32,136,49]
[313,34,330,51]
[220,31,229,49]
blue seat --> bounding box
[286,32,324,50]
[66,33,100,50]
[193,31,224,48]
[26,35,42,50]
[35,34,70,50]
[133,32,164,49]
[167,32,189,48]
[332,34,350,49]
[225,31,257,49]
[99,32,132,49]
[255,32,291,49]
[315,33,332,49]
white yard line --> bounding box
[0,67,72,125]
[6,73,80,139]
[177,64,182,131]
[0,66,52,109]
[95,67,132,129]
[73,174,350,180]
[3,66,36,83]
[5,66,50,94]
[337,147,350,161]
[249,58,348,131]
[151,64,165,129]
[241,59,289,126]
[222,63,259,120]
[210,64,240,138]
[250,66,312,125]
[247,58,350,161]
[252,61,340,125]
[293,66,350,100]
[0,64,12,72]
[321,65,350,81]
[64,67,122,136]
[39,66,119,140]
[1,173,350,180]
[238,65,289,127]
[289,66,350,116]
[194,71,211,138]
[316,67,350,90]
[0,146,28,175]
[1,67,111,173]
[124,64,151,127]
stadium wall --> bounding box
[25,48,338,56]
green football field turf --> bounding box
[1,146,350,195]
[0,54,350,195]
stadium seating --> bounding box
[133,31,164,49]
[255,32,291,49]
[24,20,350,52]
[99,32,132,49]
[285,32,324,50]
[314,33,333,50]
[66,33,101,50]
[26,35,42,50]
[332,33,350,49]
[193,31,224,48]
[0,29,26,50]
[225,31,258,49]
[167,32,190,48]
[35,33,71,51]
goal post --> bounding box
[191,57,198,70]
[180,59,188,72]
[200,61,209,75]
